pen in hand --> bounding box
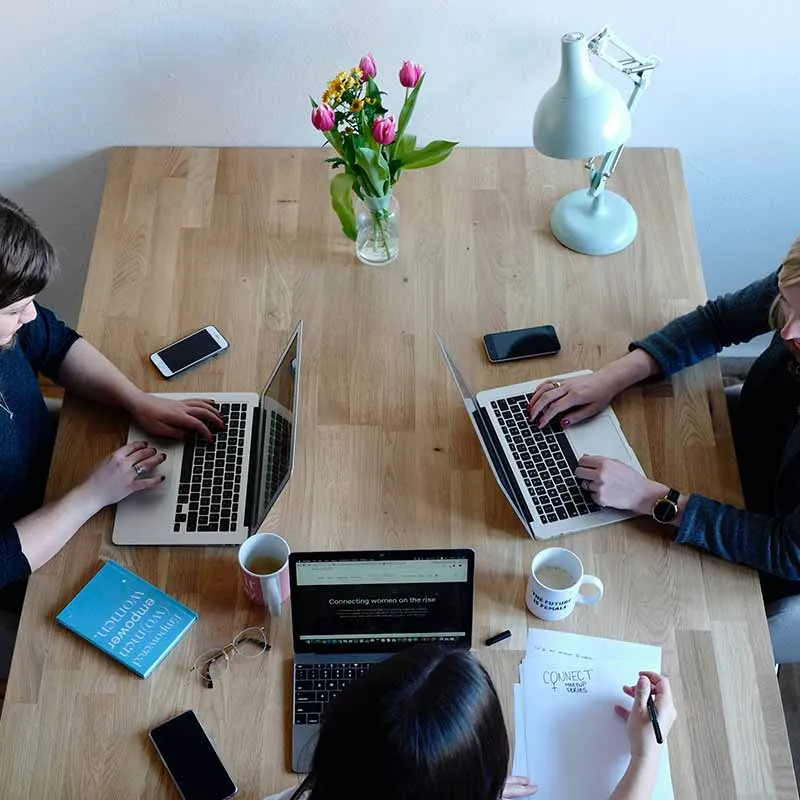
[647,693,663,744]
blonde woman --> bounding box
[528,235,800,663]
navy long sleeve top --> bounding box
[0,304,79,589]
[631,271,800,600]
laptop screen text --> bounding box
[291,555,473,653]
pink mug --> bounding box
[238,533,291,617]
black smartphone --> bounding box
[150,325,230,379]
[483,325,561,363]
[149,710,238,800]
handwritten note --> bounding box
[513,630,673,800]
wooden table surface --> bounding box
[0,147,796,799]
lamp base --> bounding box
[550,189,638,256]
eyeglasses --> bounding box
[190,626,271,688]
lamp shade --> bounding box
[533,32,631,159]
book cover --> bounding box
[56,560,197,679]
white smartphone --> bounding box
[150,325,229,379]
[149,710,238,800]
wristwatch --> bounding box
[651,488,681,524]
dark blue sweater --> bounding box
[632,271,800,600]
[0,304,79,589]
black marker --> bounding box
[485,629,512,647]
[646,694,663,744]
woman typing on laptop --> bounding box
[265,647,677,800]
[527,234,800,662]
[0,194,223,593]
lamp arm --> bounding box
[586,27,659,197]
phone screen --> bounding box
[157,329,223,373]
[150,711,237,800]
[484,325,560,362]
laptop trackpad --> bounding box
[566,416,634,466]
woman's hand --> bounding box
[502,775,538,798]
[615,673,677,763]
[81,441,167,508]
[129,394,224,442]
[526,372,620,429]
[574,456,667,514]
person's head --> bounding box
[0,194,58,345]
[294,646,509,800]
[770,234,800,356]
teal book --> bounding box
[56,560,197,679]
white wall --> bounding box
[3,1,797,355]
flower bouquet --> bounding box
[311,54,457,264]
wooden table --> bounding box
[0,147,795,799]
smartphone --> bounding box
[150,325,229,378]
[483,325,561,363]
[149,710,238,800]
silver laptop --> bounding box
[435,332,644,538]
[288,548,475,773]
[112,322,302,546]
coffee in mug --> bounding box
[526,547,603,622]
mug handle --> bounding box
[575,574,604,605]
[266,574,283,618]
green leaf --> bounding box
[398,140,458,170]
[397,74,425,139]
[323,128,346,158]
[330,172,357,241]
[355,146,390,196]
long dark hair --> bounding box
[292,647,509,800]
[0,194,57,307]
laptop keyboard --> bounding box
[173,402,247,533]
[490,394,599,522]
[294,661,375,725]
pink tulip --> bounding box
[399,60,423,88]
[359,53,377,80]
[372,116,397,146]
[311,103,335,132]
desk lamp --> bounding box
[533,28,660,255]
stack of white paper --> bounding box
[513,629,673,800]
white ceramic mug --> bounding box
[526,547,604,622]
[238,532,291,617]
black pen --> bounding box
[485,629,512,647]
[646,694,663,744]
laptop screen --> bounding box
[251,323,302,532]
[289,549,475,654]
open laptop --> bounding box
[112,322,302,546]
[435,331,644,539]
[288,548,475,773]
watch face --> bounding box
[653,498,678,523]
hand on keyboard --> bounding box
[130,395,225,442]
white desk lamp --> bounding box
[533,28,660,255]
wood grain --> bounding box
[0,147,794,799]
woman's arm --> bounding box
[11,442,165,575]
[631,271,778,378]
[57,339,223,440]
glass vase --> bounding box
[355,192,399,266]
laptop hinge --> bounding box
[243,404,263,531]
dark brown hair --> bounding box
[291,647,509,800]
[0,194,58,307]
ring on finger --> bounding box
[551,380,562,389]
[581,479,590,492]
[133,462,146,477]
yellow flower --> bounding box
[350,98,365,113]
[351,67,363,80]
[322,90,334,106]
[365,97,376,105]
[335,71,349,84]
[345,76,358,90]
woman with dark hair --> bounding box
[0,194,223,591]
[265,647,676,800]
